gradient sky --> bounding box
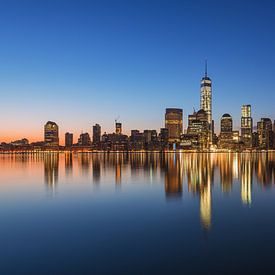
[0,0,275,144]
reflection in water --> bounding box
[115,160,122,186]
[163,154,183,198]
[185,154,213,229]
[65,153,73,177]
[240,154,252,205]
[92,154,101,184]
[79,154,90,176]
[25,152,275,229]
[44,153,59,193]
[219,154,233,193]
[200,180,211,230]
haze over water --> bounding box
[1,152,275,274]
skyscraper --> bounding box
[200,61,212,142]
[115,122,122,134]
[65,132,73,147]
[257,118,273,149]
[187,109,209,149]
[219,114,233,148]
[165,108,183,142]
[221,114,233,133]
[44,121,59,146]
[93,124,101,144]
[78,133,92,146]
[241,105,253,147]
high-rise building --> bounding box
[221,114,233,133]
[165,108,183,142]
[78,133,92,146]
[187,109,210,149]
[241,105,253,147]
[200,61,212,142]
[44,121,59,146]
[65,132,73,147]
[115,122,122,134]
[143,130,158,143]
[219,114,233,148]
[159,128,169,143]
[257,118,273,149]
[93,124,101,144]
[129,130,144,150]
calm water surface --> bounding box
[0,153,275,274]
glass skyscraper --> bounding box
[200,62,212,143]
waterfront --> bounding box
[1,152,275,274]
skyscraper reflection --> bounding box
[44,153,59,192]
[65,152,73,178]
[163,153,183,198]
[200,180,211,230]
[79,153,91,176]
[240,154,252,205]
[38,152,275,230]
[219,154,233,193]
[255,153,274,187]
[92,154,101,184]
[185,154,213,229]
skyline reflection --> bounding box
[1,152,275,230]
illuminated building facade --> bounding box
[200,62,212,142]
[115,122,122,135]
[44,121,59,147]
[165,108,183,143]
[241,105,253,147]
[257,118,273,149]
[219,114,233,148]
[187,109,210,149]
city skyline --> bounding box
[1,1,275,143]
[1,67,274,146]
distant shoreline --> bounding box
[0,150,275,154]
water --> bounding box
[0,152,275,274]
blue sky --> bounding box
[0,0,274,142]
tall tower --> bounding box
[165,108,183,142]
[93,124,101,144]
[241,104,253,148]
[200,61,212,142]
[115,122,122,134]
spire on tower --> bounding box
[205,59,208,77]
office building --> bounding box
[165,108,183,142]
[187,109,210,149]
[115,122,122,134]
[93,124,101,144]
[200,61,212,142]
[78,133,92,146]
[219,114,233,148]
[257,118,273,149]
[44,121,59,146]
[241,105,253,147]
[65,132,73,147]
[129,130,144,150]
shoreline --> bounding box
[0,150,275,154]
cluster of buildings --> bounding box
[1,65,275,152]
